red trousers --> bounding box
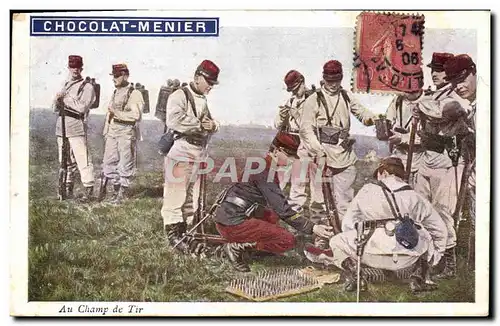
[216,210,296,254]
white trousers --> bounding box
[102,135,137,187]
[57,136,94,187]
[161,157,201,226]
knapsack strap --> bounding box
[77,80,89,96]
[316,90,340,127]
[396,96,404,128]
[377,181,411,220]
[181,86,198,118]
[111,86,135,111]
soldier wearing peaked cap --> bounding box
[310,156,447,293]
[53,55,97,201]
[274,70,324,218]
[161,60,221,248]
[99,63,145,204]
[211,132,335,272]
[300,60,376,222]
[411,54,476,279]
[383,69,426,187]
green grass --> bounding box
[28,138,475,303]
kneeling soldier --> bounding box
[214,133,334,272]
[327,157,447,293]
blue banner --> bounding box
[30,16,219,37]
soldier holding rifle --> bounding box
[53,55,96,202]
[299,60,376,228]
[274,70,324,217]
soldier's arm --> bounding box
[62,83,96,114]
[413,194,448,254]
[120,89,143,122]
[386,96,399,126]
[299,95,325,157]
[347,90,376,126]
[166,89,202,134]
[274,98,291,129]
[341,185,369,232]
[254,175,315,234]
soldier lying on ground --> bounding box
[192,132,334,272]
[304,157,448,293]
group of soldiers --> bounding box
[54,52,476,294]
[54,56,145,204]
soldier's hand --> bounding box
[279,106,290,119]
[430,251,443,267]
[388,132,402,145]
[201,117,216,131]
[409,103,422,119]
[364,117,375,126]
[312,224,334,238]
[56,91,66,100]
[314,153,327,166]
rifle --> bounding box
[405,117,419,183]
[194,162,208,238]
[57,98,69,201]
[355,221,365,303]
[174,186,232,249]
[321,163,342,235]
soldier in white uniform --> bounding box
[274,70,324,216]
[300,60,376,221]
[413,54,476,278]
[99,64,144,204]
[328,157,447,292]
[53,55,97,201]
[161,60,220,248]
[385,86,425,187]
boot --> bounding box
[409,257,438,293]
[164,222,188,252]
[79,186,94,203]
[108,184,121,203]
[111,186,129,205]
[223,242,257,272]
[65,183,74,199]
[97,174,109,202]
[341,257,368,292]
[434,247,457,280]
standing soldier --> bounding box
[326,157,447,293]
[53,55,96,202]
[300,60,376,221]
[99,64,144,204]
[274,70,324,217]
[412,54,476,279]
[385,76,425,186]
[161,60,220,248]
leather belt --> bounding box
[364,219,398,229]
[113,118,136,126]
[59,109,84,120]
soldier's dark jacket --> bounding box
[214,160,315,234]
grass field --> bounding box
[28,111,475,303]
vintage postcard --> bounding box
[10,9,490,317]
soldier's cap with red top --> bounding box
[271,131,300,158]
[373,156,406,180]
[110,63,130,76]
[323,60,343,82]
[426,52,454,71]
[444,54,476,83]
[68,55,83,68]
[196,60,220,85]
[284,70,304,92]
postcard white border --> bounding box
[10,9,491,317]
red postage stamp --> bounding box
[353,12,425,94]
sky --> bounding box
[30,26,476,136]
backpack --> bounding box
[78,77,100,109]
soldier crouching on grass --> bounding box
[306,157,448,293]
[212,133,335,272]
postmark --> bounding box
[353,12,425,94]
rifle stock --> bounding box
[321,166,342,234]
[58,100,68,201]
